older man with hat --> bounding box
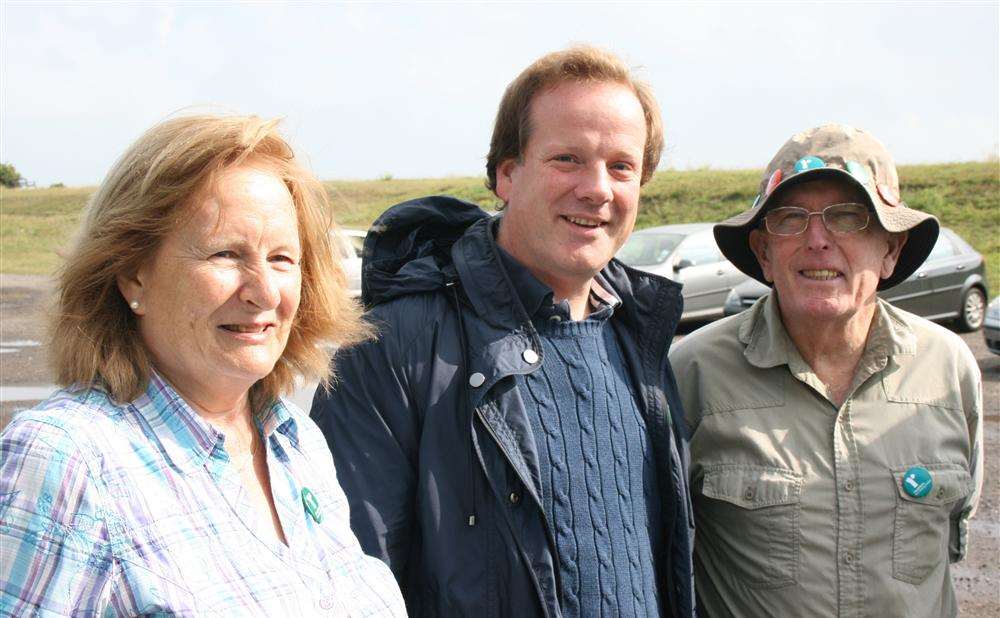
[669,124,982,617]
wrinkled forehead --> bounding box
[767,176,871,211]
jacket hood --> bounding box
[362,195,492,306]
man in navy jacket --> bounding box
[311,46,694,617]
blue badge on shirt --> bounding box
[902,467,933,498]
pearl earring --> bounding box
[129,300,140,310]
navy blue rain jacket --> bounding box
[311,196,695,617]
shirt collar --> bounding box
[860,299,918,360]
[132,372,224,474]
[130,372,301,474]
[495,243,622,322]
[259,398,300,450]
[740,292,917,371]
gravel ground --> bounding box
[2,274,998,614]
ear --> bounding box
[748,229,774,283]
[880,230,908,279]
[495,158,519,203]
[117,266,148,316]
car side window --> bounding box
[617,233,684,266]
[946,231,976,255]
[677,236,723,267]
[926,233,957,262]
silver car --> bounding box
[984,297,1000,355]
[332,228,366,298]
[617,223,750,322]
[723,227,989,332]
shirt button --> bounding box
[844,479,855,492]
[509,491,521,505]
[468,372,486,388]
[743,487,755,501]
[522,349,539,364]
[843,552,855,566]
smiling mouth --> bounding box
[800,269,842,280]
[220,324,272,334]
[562,215,604,228]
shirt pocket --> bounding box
[697,465,802,589]
[891,463,973,585]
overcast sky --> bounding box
[3,2,998,187]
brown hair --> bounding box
[50,114,369,411]
[485,45,664,194]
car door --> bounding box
[881,233,951,315]
[881,269,931,315]
[912,231,965,319]
[674,231,733,319]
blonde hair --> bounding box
[51,114,369,410]
[485,45,664,194]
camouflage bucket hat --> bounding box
[714,124,939,290]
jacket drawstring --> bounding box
[447,280,478,527]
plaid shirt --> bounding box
[0,374,406,617]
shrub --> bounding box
[0,163,23,188]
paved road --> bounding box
[2,274,998,614]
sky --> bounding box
[3,2,998,187]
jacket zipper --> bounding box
[474,402,563,617]
[446,274,563,615]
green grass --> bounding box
[3,163,998,289]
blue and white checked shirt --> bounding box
[0,373,406,616]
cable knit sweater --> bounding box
[517,313,661,617]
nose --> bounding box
[575,163,613,205]
[240,265,281,310]
[803,212,832,251]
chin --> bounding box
[555,260,605,282]
[217,354,282,384]
[798,297,858,321]
[562,249,614,274]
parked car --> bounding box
[332,228,366,298]
[984,297,1000,354]
[616,223,750,322]
[722,227,989,332]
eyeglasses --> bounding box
[762,203,872,236]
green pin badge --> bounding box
[301,487,323,523]
[902,466,933,498]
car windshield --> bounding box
[617,232,685,266]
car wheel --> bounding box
[956,287,986,332]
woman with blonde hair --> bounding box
[0,114,405,616]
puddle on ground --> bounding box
[0,340,42,354]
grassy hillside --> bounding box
[3,163,998,287]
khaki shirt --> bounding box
[669,294,983,618]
